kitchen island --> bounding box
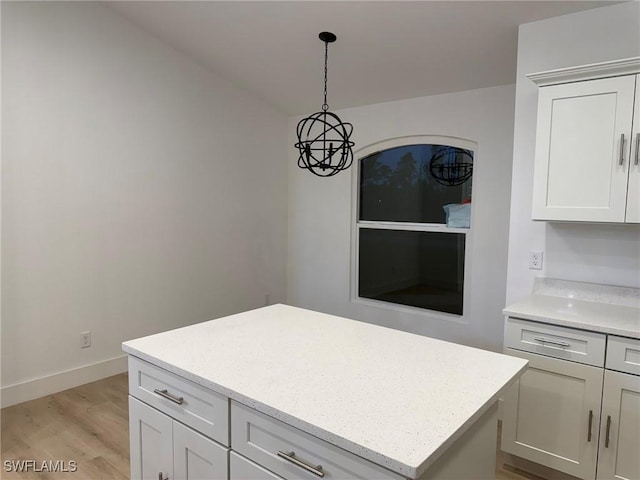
[123,304,527,480]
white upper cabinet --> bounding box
[529,58,640,223]
[625,82,640,223]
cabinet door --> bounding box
[173,421,228,480]
[625,74,640,223]
[596,370,640,480]
[502,349,604,479]
[532,75,636,222]
[129,396,173,480]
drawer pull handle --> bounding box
[620,133,625,165]
[533,337,570,348]
[277,451,325,477]
[153,388,184,405]
[635,133,640,166]
[587,410,593,442]
[605,415,612,448]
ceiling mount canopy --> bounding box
[295,31,354,177]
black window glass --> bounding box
[359,145,473,224]
[358,229,465,315]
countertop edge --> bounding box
[502,307,640,339]
[412,359,528,477]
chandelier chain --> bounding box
[322,40,329,111]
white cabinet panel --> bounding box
[231,401,403,480]
[230,452,284,480]
[597,370,640,480]
[606,336,640,376]
[502,349,604,479]
[129,396,173,480]
[625,74,640,223]
[532,75,636,222]
[129,356,229,446]
[174,421,228,480]
[504,317,606,367]
[130,395,230,480]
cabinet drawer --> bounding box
[606,335,640,376]
[231,402,403,480]
[129,356,229,445]
[505,318,606,367]
[231,452,284,480]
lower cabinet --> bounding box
[129,396,229,480]
[502,318,640,480]
[597,370,640,480]
[501,349,604,479]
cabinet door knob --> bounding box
[587,409,593,442]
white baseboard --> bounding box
[1,355,128,408]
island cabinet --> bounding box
[528,58,640,223]
[124,304,528,480]
[502,317,640,480]
[129,396,229,480]
[230,401,406,480]
[128,356,230,480]
[128,353,501,480]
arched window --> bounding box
[352,136,475,316]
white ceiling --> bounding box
[106,1,618,115]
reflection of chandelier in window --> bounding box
[429,147,473,186]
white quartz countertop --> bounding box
[503,295,640,339]
[123,304,527,479]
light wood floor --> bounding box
[1,374,129,479]
[2,373,542,479]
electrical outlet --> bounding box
[529,251,543,270]
[80,331,91,349]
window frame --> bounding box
[350,135,477,322]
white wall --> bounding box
[287,85,516,352]
[1,2,288,404]
[506,2,640,305]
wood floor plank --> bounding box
[2,372,542,480]
[1,374,130,480]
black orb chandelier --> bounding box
[295,32,354,177]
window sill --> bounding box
[351,296,468,325]
[357,221,470,233]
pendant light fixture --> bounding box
[295,32,354,177]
